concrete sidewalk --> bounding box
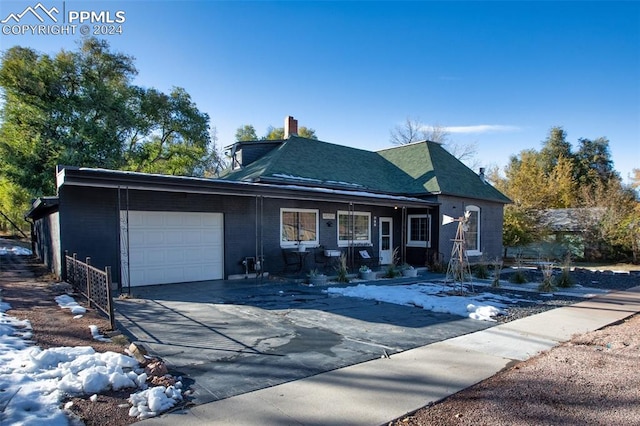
[142,287,640,426]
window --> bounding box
[465,205,481,255]
[337,211,371,246]
[280,208,319,247]
[407,214,431,248]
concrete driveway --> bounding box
[114,277,492,404]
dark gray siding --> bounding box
[32,210,61,277]
[58,184,438,285]
[58,186,120,281]
[235,142,281,167]
[437,195,505,262]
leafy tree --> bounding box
[0,38,219,213]
[265,126,285,140]
[501,150,550,209]
[547,156,578,208]
[631,168,640,190]
[124,87,211,175]
[579,180,639,262]
[497,128,636,262]
[235,124,258,141]
[501,206,542,255]
[0,178,30,234]
[264,126,317,140]
[539,126,573,174]
[574,137,618,191]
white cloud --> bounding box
[440,125,521,134]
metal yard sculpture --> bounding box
[443,211,474,293]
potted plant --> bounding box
[359,265,376,281]
[401,263,418,277]
[307,268,327,286]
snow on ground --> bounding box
[55,295,87,316]
[327,282,513,321]
[0,245,32,256]
[0,294,183,425]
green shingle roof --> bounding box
[378,141,511,203]
[222,137,510,204]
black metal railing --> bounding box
[64,251,115,330]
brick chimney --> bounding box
[284,115,298,139]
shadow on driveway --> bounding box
[114,276,492,404]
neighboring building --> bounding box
[27,116,510,289]
[506,208,605,261]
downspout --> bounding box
[117,186,131,295]
[401,206,407,265]
[348,202,355,270]
[255,195,264,281]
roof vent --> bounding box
[284,115,298,139]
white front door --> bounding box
[379,217,393,264]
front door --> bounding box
[379,217,393,264]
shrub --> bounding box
[384,264,400,278]
[538,263,556,292]
[335,253,349,283]
[429,252,446,273]
[491,259,503,288]
[556,267,574,288]
[472,263,490,279]
[556,254,574,288]
[509,269,529,284]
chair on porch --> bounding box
[357,249,379,269]
[281,250,301,273]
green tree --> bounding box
[574,137,618,191]
[631,168,640,190]
[265,126,285,140]
[0,38,218,210]
[496,128,637,262]
[579,180,639,262]
[539,126,573,174]
[124,87,212,175]
[235,124,258,141]
[264,126,317,140]
[0,178,31,234]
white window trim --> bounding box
[407,214,431,248]
[337,210,372,247]
[465,205,482,256]
[280,208,319,248]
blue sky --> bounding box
[1,1,639,183]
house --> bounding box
[505,208,604,261]
[27,116,510,289]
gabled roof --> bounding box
[222,136,510,203]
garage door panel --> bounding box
[121,211,224,286]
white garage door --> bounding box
[121,211,224,286]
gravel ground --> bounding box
[389,268,640,426]
[2,246,639,426]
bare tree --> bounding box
[424,124,450,144]
[390,117,425,145]
[389,116,481,169]
[390,117,451,145]
[445,141,480,170]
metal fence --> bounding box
[64,251,115,330]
